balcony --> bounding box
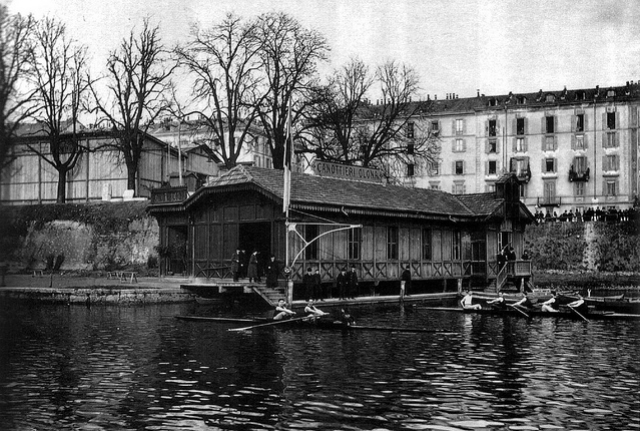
[537,196,562,207]
[569,166,590,182]
[151,186,188,204]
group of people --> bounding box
[534,206,637,224]
[230,248,280,288]
[461,290,588,315]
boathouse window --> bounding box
[421,228,432,260]
[305,225,319,260]
[348,228,361,260]
[387,226,399,260]
[488,119,497,137]
[452,231,461,260]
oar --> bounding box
[228,316,307,331]
[508,304,531,319]
[569,306,589,322]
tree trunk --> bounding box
[56,169,67,203]
[126,160,137,195]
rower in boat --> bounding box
[541,291,561,313]
[512,291,534,310]
[273,299,296,320]
[338,308,356,327]
[567,294,589,315]
[460,290,482,310]
[304,299,328,320]
[486,292,507,310]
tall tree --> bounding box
[254,12,329,169]
[0,6,36,177]
[174,14,265,169]
[26,17,90,203]
[301,59,440,182]
[89,19,175,194]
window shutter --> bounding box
[602,113,607,130]
[603,180,607,196]
[583,134,588,149]
[452,139,456,152]
[554,115,558,133]
[602,155,607,170]
[615,155,620,170]
[463,139,467,152]
[541,159,546,172]
[553,158,557,172]
[512,138,516,152]
[485,161,489,175]
[463,161,466,174]
[524,118,528,135]
[602,132,607,148]
[512,119,517,135]
[452,161,455,174]
[631,107,638,127]
[541,117,546,133]
[554,136,558,151]
[616,132,620,147]
[571,135,576,150]
[584,114,588,131]
[614,111,619,130]
[571,115,576,132]
[524,157,530,170]
[524,137,528,152]
[463,119,466,135]
[452,120,456,135]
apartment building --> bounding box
[408,82,639,214]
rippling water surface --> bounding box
[0,301,638,430]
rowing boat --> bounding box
[175,315,454,333]
[420,306,640,320]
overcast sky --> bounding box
[7,0,640,99]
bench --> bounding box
[107,271,138,283]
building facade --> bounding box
[405,82,639,215]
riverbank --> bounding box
[533,270,640,291]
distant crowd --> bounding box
[534,206,637,224]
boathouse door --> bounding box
[239,222,272,275]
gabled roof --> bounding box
[183,165,516,221]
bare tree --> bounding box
[89,19,175,194]
[175,14,265,169]
[301,59,440,182]
[26,17,90,203]
[254,12,329,169]
[0,6,36,176]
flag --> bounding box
[283,98,293,216]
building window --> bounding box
[406,163,415,177]
[429,181,440,190]
[421,228,432,260]
[305,225,319,260]
[454,138,465,152]
[605,155,619,171]
[607,89,615,98]
[486,183,495,192]
[516,118,525,135]
[348,228,361,260]
[517,96,527,105]
[545,116,555,133]
[488,139,497,153]
[387,226,398,260]
[431,121,439,133]
[519,184,527,199]
[543,180,556,204]
[511,157,530,177]
[605,132,618,148]
[452,231,461,260]
[546,94,555,103]
[515,137,525,152]
[605,180,617,197]
[406,121,414,139]
[455,160,464,175]
[575,114,584,132]
[575,91,586,101]
[574,182,585,197]
[488,160,497,175]
[488,119,497,137]
[455,119,464,135]
[607,112,616,129]
[407,143,414,155]
[573,156,588,174]
[428,161,440,176]
[544,136,555,151]
[544,158,556,173]
[575,135,585,150]
[453,181,465,194]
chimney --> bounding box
[427,94,430,100]
[455,94,459,99]
[477,89,480,97]
[434,94,437,100]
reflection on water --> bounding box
[0,301,638,430]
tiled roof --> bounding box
[203,165,504,218]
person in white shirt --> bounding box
[461,291,482,310]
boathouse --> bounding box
[148,165,535,299]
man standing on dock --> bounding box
[401,264,412,297]
[347,266,359,299]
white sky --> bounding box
[6,0,640,99]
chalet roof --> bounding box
[196,165,508,220]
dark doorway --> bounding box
[167,226,188,275]
[239,222,271,277]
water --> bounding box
[0,301,638,430]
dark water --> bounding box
[0,301,638,431]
